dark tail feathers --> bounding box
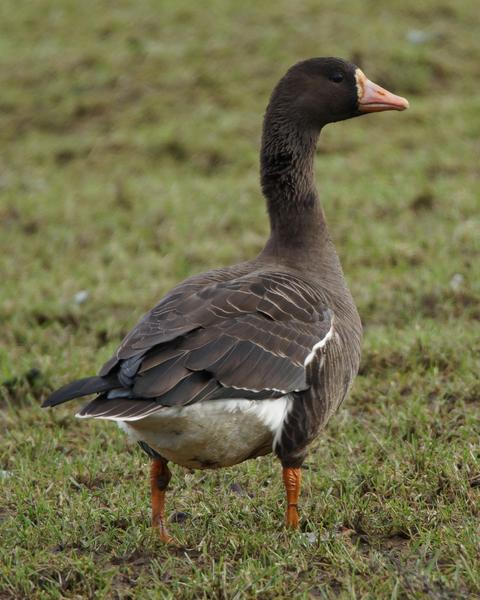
[42,375,118,408]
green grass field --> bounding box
[1,0,479,597]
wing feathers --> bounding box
[43,375,118,407]
[77,397,160,420]
[133,354,190,398]
[184,335,235,371]
[51,270,333,417]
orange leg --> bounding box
[150,457,173,543]
[282,466,302,529]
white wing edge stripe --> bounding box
[226,383,287,394]
[303,318,334,367]
[75,410,156,422]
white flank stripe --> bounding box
[304,319,334,367]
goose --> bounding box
[43,57,408,542]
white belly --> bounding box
[117,396,292,469]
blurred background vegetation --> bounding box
[1,0,479,598]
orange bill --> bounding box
[356,69,409,113]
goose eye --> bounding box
[329,72,344,83]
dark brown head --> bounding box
[267,57,409,131]
[260,57,409,244]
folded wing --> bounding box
[47,269,333,420]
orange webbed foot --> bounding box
[285,504,300,529]
[153,518,177,545]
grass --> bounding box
[1,0,479,597]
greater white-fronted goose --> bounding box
[43,57,408,541]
